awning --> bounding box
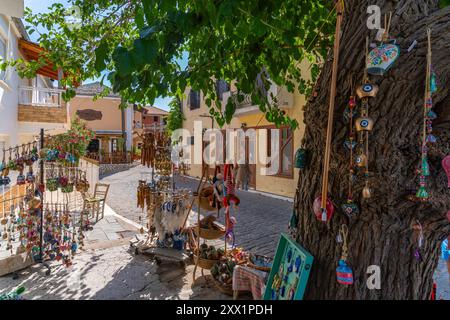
[18,39,59,79]
[0,0,24,18]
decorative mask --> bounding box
[366,43,400,76]
[356,83,379,98]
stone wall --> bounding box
[99,162,138,178]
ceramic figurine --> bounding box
[341,199,360,218]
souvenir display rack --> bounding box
[0,129,85,277]
[132,129,192,265]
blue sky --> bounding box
[23,0,183,111]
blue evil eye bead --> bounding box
[356,83,379,98]
[344,138,357,150]
[3,176,10,186]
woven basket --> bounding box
[212,276,234,296]
[247,254,273,272]
[194,254,219,270]
[193,224,225,240]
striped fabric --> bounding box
[232,265,269,300]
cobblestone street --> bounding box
[101,165,293,257]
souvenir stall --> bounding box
[132,130,192,264]
[0,129,88,277]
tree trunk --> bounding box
[295,0,450,299]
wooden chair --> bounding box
[81,183,110,222]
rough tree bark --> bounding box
[295,0,450,299]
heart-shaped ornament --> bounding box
[366,43,400,76]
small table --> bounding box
[232,265,269,300]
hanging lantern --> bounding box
[366,43,400,76]
[294,148,308,169]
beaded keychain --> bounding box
[416,29,436,201]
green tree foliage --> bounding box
[3,0,336,128]
[165,97,185,135]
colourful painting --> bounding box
[263,233,313,300]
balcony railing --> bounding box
[230,91,253,109]
[19,86,63,108]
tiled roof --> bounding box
[76,82,120,98]
[141,106,168,116]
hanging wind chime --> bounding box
[416,29,436,201]
[355,38,377,200]
[341,83,360,218]
[314,1,343,223]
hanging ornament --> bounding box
[442,155,450,188]
[341,92,360,219]
[366,12,400,76]
[415,29,435,201]
[294,147,308,169]
[336,224,353,285]
[313,196,334,222]
[413,221,424,262]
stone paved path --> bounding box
[0,244,231,300]
[101,165,293,257]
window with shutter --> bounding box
[188,89,200,109]
[215,80,230,100]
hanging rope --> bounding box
[339,224,349,261]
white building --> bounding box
[0,14,68,151]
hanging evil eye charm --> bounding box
[356,83,379,99]
[430,72,438,93]
[421,158,430,176]
[426,134,437,143]
[344,138,357,150]
[427,110,437,120]
[343,106,358,122]
[16,175,26,185]
[336,259,354,285]
[341,199,360,219]
[416,186,429,200]
[355,117,374,132]
[26,172,35,183]
[355,154,367,167]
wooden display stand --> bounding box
[192,192,227,282]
